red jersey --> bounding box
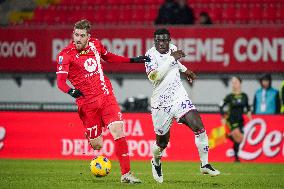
[56,38,130,106]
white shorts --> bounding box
[151,95,196,135]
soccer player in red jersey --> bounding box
[56,19,149,183]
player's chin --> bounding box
[159,49,167,54]
[75,45,83,51]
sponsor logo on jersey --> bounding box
[84,58,97,72]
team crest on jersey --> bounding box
[84,58,98,72]
[58,56,63,64]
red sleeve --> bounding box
[56,52,71,73]
[101,52,131,63]
[100,40,108,56]
[56,73,71,93]
[99,41,130,63]
[56,51,71,93]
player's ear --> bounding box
[88,33,91,39]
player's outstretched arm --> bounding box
[102,52,150,63]
[130,56,150,63]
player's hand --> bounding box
[185,70,196,84]
[68,88,84,98]
[170,50,186,61]
[247,111,252,121]
[130,56,151,63]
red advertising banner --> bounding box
[0,26,284,73]
[0,112,283,162]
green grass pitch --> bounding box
[0,159,283,189]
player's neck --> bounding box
[233,90,241,95]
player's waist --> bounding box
[151,91,188,107]
[227,115,244,123]
[151,86,186,98]
[76,93,113,106]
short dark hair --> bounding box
[74,19,91,33]
[154,28,170,37]
[232,76,242,83]
[200,11,209,17]
[260,73,271,82]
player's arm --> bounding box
[219,95,230,125]
[100,42,149,63]
[147,56,174,82]
[56,54,83,98]
[144,53,157,82]
[244,93,252,120]
[219,95,230,116]
[147,50,185,82]
[253,94,257,114]
[178,61,196,84]
[178,61,187,72]
[102,52,150,63]
[275,91,281,114]
[56,73,70,93]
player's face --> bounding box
[232,77,241,92]
[154,34,171,54]
[261,79,270,89]
[73,29,90,51]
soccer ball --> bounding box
[90,155,112,177]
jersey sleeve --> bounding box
[102,52,130,63]
[100,40,130,63]
[145,52,157,75]
[144,52,159,82]
[99,41,108,56]
[56,51,71,74]
[145,50,176,82]
[56,51,71,93]
[219,95,230,115]
[244,93,251,113]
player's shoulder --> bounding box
[255,88,262,95]
[241,92,248,98]
[226,93,234,100]
[58,42,75,57]
[89,38,101,45]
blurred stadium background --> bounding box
[0,0,283,188]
